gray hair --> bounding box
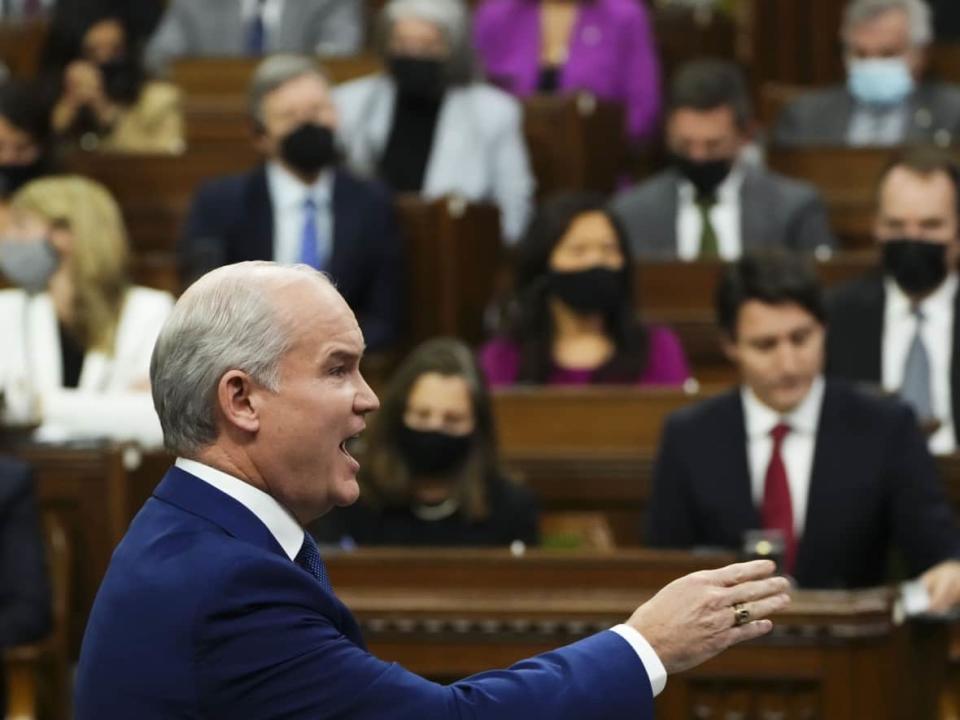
[248,54,332,124]
[375,0,476,85]
[842,0,932,47]
[150,262,332,456]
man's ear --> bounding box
[251,120,272,156]
[721,334,739,365]
[216,370,261,435]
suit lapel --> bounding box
[739,169,767,252]
[231,167,274,263]
[329,171,352,277]
[729,393,762,533]
[951,287,960,445]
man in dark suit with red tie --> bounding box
[648,251,960,608]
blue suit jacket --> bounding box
[179,166,404,351]
[75,467,654,719]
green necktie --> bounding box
[695,194,719,259]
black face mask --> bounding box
[547,266,625,315]
[388,55,447,103]
[397,425,473,476]
[279,122,336,178]
[673,154,734,198]
[0,161,43,197]
[99,58,142,103]
[882,238,950,296]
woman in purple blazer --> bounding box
[480,192,690,387]
[472,0,662,142]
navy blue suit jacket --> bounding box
[647,380,960,589]
[180,166,404,351]
[75,466,654,719]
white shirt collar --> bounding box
[742,375,825,440]
[885,272,959,320]
[175,457,304,560]
[241,0,283,24]
[678,161,745,203]
[266,161,333,213]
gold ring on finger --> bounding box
[732,602,750,627]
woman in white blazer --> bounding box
[0,176,173,446]
[333,0,535,245]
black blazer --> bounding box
[180,166,404,351]
[825,272,960,446]
[647,380,960,589]
[0,457,52,714]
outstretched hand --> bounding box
[627,559,791,674]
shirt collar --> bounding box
[266,160,333,213]
[885,271,959,320]
[741,375,825,440]
[677,161,745,202]
[175,457,304,560]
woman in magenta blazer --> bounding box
[472,0,662,142]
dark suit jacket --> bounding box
[647,380,960,589]
[826,272,960,446]
[0,457,52,714]
[773,82,960,147]
[75,466,654,719]
[609,165,836,260]
[180,166,404,351]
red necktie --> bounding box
[762,423,796,573]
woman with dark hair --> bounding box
[481,192,690,386]
[0,80,53,198]
[310,337,539,547]
[43,8,183,153]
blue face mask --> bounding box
[847,57,915,106]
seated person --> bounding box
[0,176,173,446]
[145,0,364,75]
[473,0,661,143]
[0,80,54,198]
[0,455,51,718]
[481,192,690,386]
[44,10,184,153]
[181,55,403,352]
[334,0,535,244]
[827,148,960,455]
[648,251,960,608]
[773,0,960,148]
[611,60,835,260]
[311,337,539,547]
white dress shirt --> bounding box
[847,104,908,147]
[676,165,745,261]
[241,0,284,47]
[266,161,334,266]
[882,274,958,455]
[742,376,825,537]
[175,457,667,695]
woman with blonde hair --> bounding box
[0,175,173,444]
[311,337,539,547]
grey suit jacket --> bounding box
[772,82,960,147]
[609,166,836,259]
[334,73,535,244]
[145,0,363,74]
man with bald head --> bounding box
[828,148,960,454]
[74,262,790,719]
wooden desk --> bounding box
[326,548,946,719]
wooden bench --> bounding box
[325,547,947,719]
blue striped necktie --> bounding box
[295,532,332,593]
[245,0,266,55]
[298,196,327,269]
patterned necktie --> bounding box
[245,0,266,55]
[762,423,796,574]
[295,532,332,593]
[901,307,933,421]
[695,194,719,259]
